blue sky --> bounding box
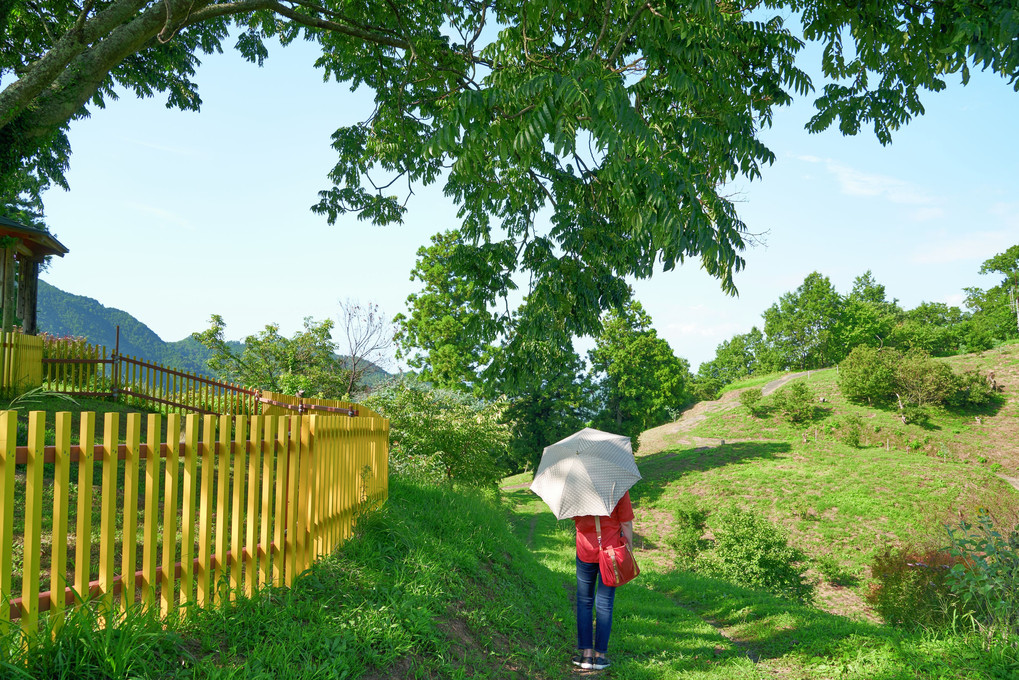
[38,32,1019,372]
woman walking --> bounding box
[572,491,634,671]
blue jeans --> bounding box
[576,557,616,654]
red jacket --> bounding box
[574,492,634,564]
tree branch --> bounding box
[607,2,650,68]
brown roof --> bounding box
[0,215,69,258]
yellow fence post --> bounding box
[214,414,231,603]
[197,415,215,607]
[20,411,46,633]
[180,414,199,612]
[50,412,72,630]
[0,411,16,626]
[162,414,181,617]
[229,416,247,598]
[245,416,261,597]
[74,413,96,608]
[141,414,162,608]
[98,414,119,616]
[121,414,141,611]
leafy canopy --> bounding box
[4,0,1019,330]
[192,314,347,397]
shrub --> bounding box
[866,545,960,629]
[669,501,709,568]
[772,382,818,424]
[948,370,997,408]
[831,413,863,448]
[814,554,857,587]
[946,511,1019,643]
[699,507,814,602]
[363,377,510,487]
[838,345,900,405]
[738,388,763,416]
[895,349,957,408]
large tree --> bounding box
[763,272,844,370]
[589,298,691,444]
[5,0,1019,330]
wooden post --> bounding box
[18,258,38,335]
[0,245,16,334]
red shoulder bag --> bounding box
[594,516,639,587]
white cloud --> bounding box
[665,320,745,339]
[121,137,199,156]
[989,202,1019,229]
[943,293,966,308]
[794,155,943,217]
[823,161,934,206]
[911,230,1016,265]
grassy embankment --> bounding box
[4,343,1019,678]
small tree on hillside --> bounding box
[895,349,957,409]
[838,345,901,405]
[589,298,692,447]
[192,315,346,397]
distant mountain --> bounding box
[37,279,230,377]
[36,281,390,387]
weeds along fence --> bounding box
[0,408,389,634]
[0,331,43,396]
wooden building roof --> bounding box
[0,215,69,258]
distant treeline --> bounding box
[692,245,1019,399]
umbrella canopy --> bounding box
[529,427,641,520]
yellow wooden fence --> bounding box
[0,331,43,395]
[0,408,388,633]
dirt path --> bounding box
[638,371,819,456]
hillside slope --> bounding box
[36,280,391,385]
[633,344,1019,620]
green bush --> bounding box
[895,349,957,408]
[669,501,709,568]
[699,507,814,602]
[772,382,818,424]
[838,345,900,405]
[738,388,763,416]
[946,511,1019,643]
[866,545,960,629]
[363,377,510,487]
[814,554,857,587]
[948,369,997,408]
[831,413,863,448]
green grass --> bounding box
[5,346,1019,678]
[3,478,579,679]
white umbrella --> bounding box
[529,427,641,520]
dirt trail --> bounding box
[638,371,817,456]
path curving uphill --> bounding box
[638,371,818,456]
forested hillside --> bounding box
[37,280,230,376]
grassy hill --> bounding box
[5,344,1019,678]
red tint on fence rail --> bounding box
[8,543,283,620]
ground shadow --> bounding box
[633,441,792,508]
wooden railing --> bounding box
[41,334,259,416]
[0,409,389,633]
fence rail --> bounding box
[41,334,260,416]
[0,408,389,632]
